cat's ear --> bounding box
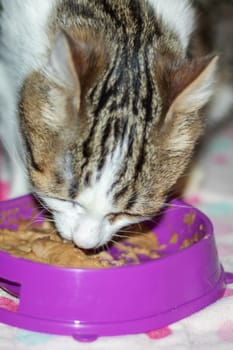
[46,32,78,89]
[159,56,218,150]
[168,56,218,115]
[46,31,105,108]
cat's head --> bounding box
[20,30,217,249]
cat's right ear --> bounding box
[46,32,78,89]
[46,31,106,109]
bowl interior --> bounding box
[0,195,210,267]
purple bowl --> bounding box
[0,194,232,342]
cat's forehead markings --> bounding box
[78,142,127,216]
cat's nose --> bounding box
[73,217,102,249]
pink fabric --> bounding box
[0,146,10,201]
[0,181,10,201]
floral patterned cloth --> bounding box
[0,122,233,349]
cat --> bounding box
[0,0,217,249]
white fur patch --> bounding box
[78,143,127,217]
[0,63,29,197]
[147,0,195,51]
[0,0,56,85]
[41,141,137,249]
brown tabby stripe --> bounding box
[94,60,119,115]
[55,172,65,185]
[127,123,135,157]
[100,118,112,150]
[84,171,92,186]
[61,0,95,20]
[142,45,154,123]
[100,0,124,28]
[126,192,138,210]
[113,185,129,202]
[113,118,121,139]
[69,182,79,199]
[134,134,146,176]
[120,119,128,147]
[24,137,43,173]
[119,87,130,108]
[97,119,112,171]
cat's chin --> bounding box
[72,231,112,250]
[72,220,113,250]
[53,211,114,249]
[58,225,114,250]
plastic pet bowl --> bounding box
[0,194,232,342]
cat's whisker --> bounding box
[118,229,148,236]
[114,233,130,239]
[33,205,54,217]
[104,242,110,252]
[19,210,45,230]
[33,194,54,215]
[43,217,56,222]
[110,239,125,249]
[157,202,191,210]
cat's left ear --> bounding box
[167,56,218,115]
[159,56,218,150]
[46,30,105,108]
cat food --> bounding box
[0,222,162,268]
[0,211,198,268]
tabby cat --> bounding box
[0,0,217,248]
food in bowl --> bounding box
[0,213,199,268]
[0,221,162,268]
